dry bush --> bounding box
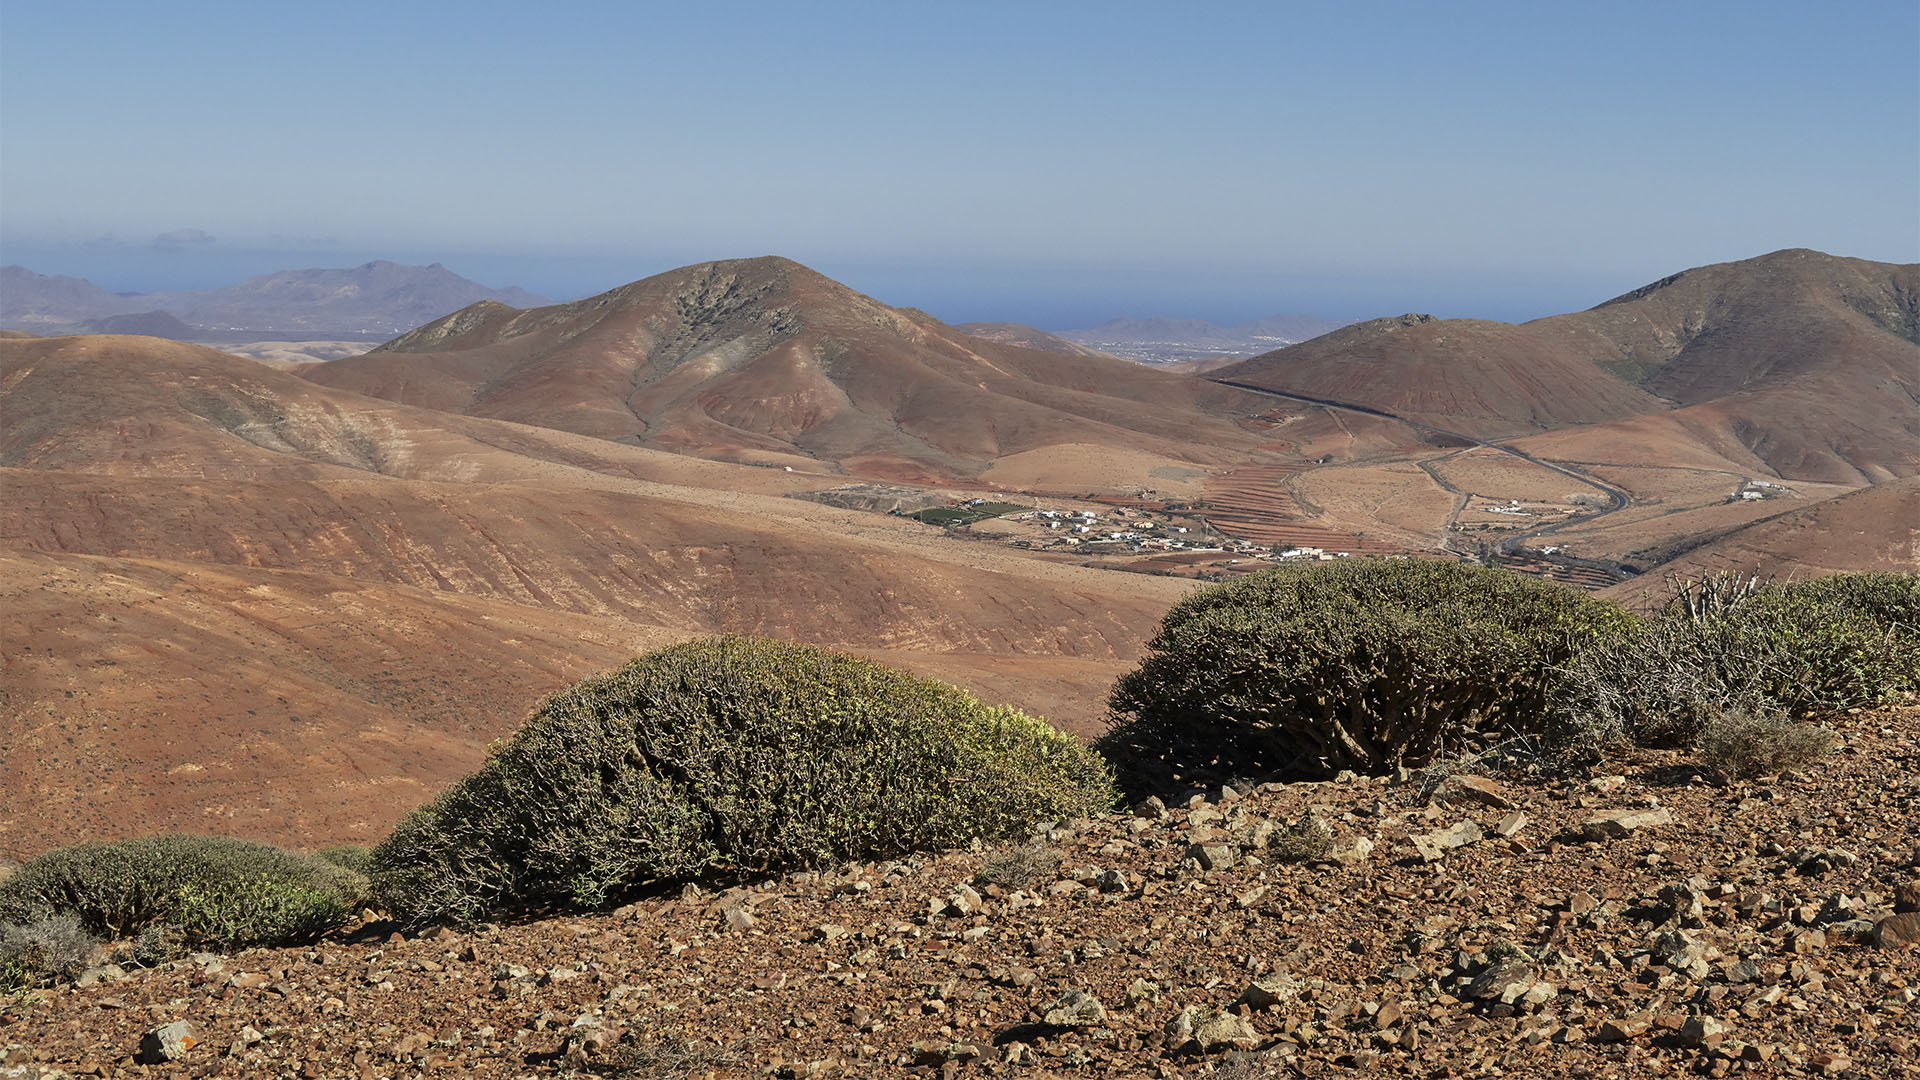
[1552,571,1918,753]
[1266,814,1336,863]
[974,845,1062,890]
[574,1028,751,1079]
[1697,708,1836,780]
[0,915,100,990]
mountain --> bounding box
[0,265,146,330]
[1054,313,1345,364]
[301,256,1288,484]
[1213,250,1920,482]
[952,321,1116,358]
[0,261,554,339]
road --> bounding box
[1212,380,1636,574]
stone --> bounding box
[73,963,125,988]
[1581,807,1672,841]
[1810,1052,1854,1074]
[1597,1016,1651,1042]
[1191,1010,1260,1051]
[1235,975,1301,1010]
[722,906,755,931]
[136,1021,203,1065]
[561,1017,620,1069]
[945,884,983,916]
[1189,843,1237,871]
[1333,836,1375,867]
[1872,912,1920,948]
[1433,774,1515,810]
[1681,1015,1732,1048]
[1041,989,1106,1027]
[1412,820,1482,862]
[1494,811,1529,838]
[1466,962,1555,1008]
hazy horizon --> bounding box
[3,1,1914,328]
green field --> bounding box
[906,501,1030,527]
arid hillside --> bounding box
[1597,478,1920,604]
[0,335,1199,855]
[1215,250,1920,483]
[301,257,1283,484]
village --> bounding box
[914,498,1358,578]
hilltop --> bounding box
[1215,250,1920,483]
[300,256,1294,484]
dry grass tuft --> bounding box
[1697,708,1835,780]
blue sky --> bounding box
[2,1,1914,326]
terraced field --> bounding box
[1200,463,1404,554]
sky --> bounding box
[2,1,1915,327]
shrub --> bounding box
[370,636,1115,928]
[1553,571,1919,750]
[1696,707,1835,780]
[1098,560,1634,793]
[0,915,99,989]
[313,845,375,876]
[974,846,1062,890]
[0,835,366,948]
[1265,814,1336,864]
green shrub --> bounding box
[1553,571,1918,750]
[1098,559,1633,793]
[313,845,375,876]
[0,835,366,948]
[370,636,1115,929]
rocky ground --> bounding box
[5,704,1917,1080]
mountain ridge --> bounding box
[1212,249,1920,482]
[302,255,1296,485]
[0,261,553,339]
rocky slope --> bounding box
[7,703,1915,1078]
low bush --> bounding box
[974,846,1062,890]
[1098,559,1634,793]
[0,835,366,948]
[0,915,99,990]
[370,636,1115,929]
[1696,708,1836,780]
[1265,814,1336,864]
[313,845,375,876]
[1552,571,1918,750]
